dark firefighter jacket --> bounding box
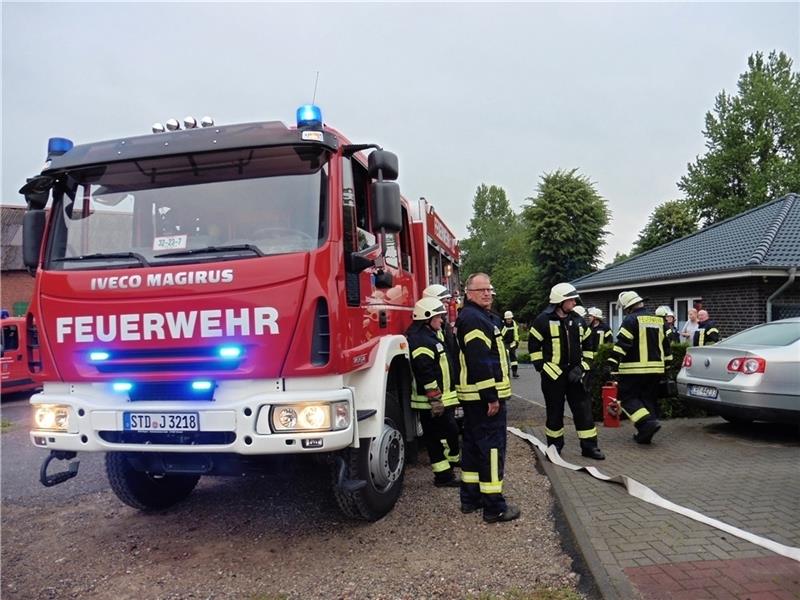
[693,320,720,346]
[501,320,520,350]
[586,322,613,352]
[529,305,593,381]
[607,308,670,375]
[407,322,458,408]
[455,300,511,402]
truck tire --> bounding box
[105,453,200,511]
[333,390,406,521]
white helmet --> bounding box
[422,284,451,300]
[588,307,603,319]
[413,297,447,321]
[550,282,580,304]
[655,305,673,317]
[618,290,644,310]
[503,310,514,320]
[573,305,587,317]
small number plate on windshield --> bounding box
[123,412,199,432]
[688,385,718,399]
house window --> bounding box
[608,301,621,339]
[674,297,703,331]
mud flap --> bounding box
[333,455,366,493]
[40,450,80,487]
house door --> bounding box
[674,297,703,331]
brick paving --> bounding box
[510,364,800,599]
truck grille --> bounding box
[99,431,236,445]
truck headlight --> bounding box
[270,401,350,433]
[34,405,70,432]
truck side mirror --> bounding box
[367,151,398,181]
[23,210,46,272]
[371,182,402,233]
[19,175,54,210]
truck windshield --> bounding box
[46,145,329,270]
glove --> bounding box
[567,365,584,385]
[429,399,445,417]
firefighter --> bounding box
[530,283,605,460]
[501,311,520,378]
[407,297,461,487]
[455,273,519,523]
[693,310,720,346]
[422,284,459,355]
[606,291,667,444]
[586,307,613,352]
[655,306,676,363]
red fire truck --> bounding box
[1,314,40,396]
[20,105,459,519]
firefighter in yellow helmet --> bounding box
[406,297,461,487]
[501,310,520,378]
[606,291,669,444]
[529,283,604,460]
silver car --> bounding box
[677,317,800,424]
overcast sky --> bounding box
[2,2,798,261]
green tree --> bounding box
[460,184,515,278]
[522,169,610,312]
[490,215,539,323]
[631,199,698,255]
[607,251,629,267]
[678,51,800,223]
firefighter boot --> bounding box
[512,365,519,378]
[580,441,605,460]
[633,419,661,444]
[483,504,521,523]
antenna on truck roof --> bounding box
[312,71,320,105]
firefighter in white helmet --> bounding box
[501,310,520,378]
[406,297,461,487]
[586,307,613,352]
[422,283,460,378]
[606,291,670,444]
[529,283,605,460]
[655,305,677,361]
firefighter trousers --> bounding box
[540,369,598,451]
[460,400,507,516]
[508,348,518,375]
[418,408,460,482]
[617,374,660,432]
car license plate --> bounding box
[688,385,718,399]
[123,412,199,432]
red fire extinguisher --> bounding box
[602,382,621,428]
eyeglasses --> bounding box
[467,288,493,294]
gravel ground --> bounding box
[1,397,595,600]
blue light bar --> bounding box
[112,382,133,392]
[89,351,110,361]
[191,381,213,391]
[296,104,322,128]
[47,137,74,157]
[218,345,242,359]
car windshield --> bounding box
[46,145,329,270]
[718,321,800,347]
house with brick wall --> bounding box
[572,194,800,338]
[1,206,35,316]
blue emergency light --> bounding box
[191,381,213,391]
[89,351,110,362]
[47,137,74,157]
[296,104,322,128]
[112,382,133,393]
[218,345,243,359]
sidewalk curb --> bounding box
[522,424,639,600]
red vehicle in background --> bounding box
[1,314,40,396]
[20,105,459,519]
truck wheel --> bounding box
[333,391,405,521]
[105,453,200,511]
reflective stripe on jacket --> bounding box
[407,323,458,408]
[529,306,592,380]
[608,309,667,375]
[693,320,720,346]
[455,300,511,402]
[501,320,520,349]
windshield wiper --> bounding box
[51,252,150,266]
[154,244,264,259]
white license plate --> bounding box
[688,385,718,399]
[123,412,199,432]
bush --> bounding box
[586,341,708,421]
[517,351,531,363]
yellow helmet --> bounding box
[550,283,580,304]
[413,297,447,321]
[618,290,643,310]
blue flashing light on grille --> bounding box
[296,104,322,128]
[89,351,110,361]
[218,345,242,359]
[47,137,74,157]
[192,381,213,391]
[112,382,133,392]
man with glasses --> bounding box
[455,273,519,523]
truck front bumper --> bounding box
[29,381,356,454]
